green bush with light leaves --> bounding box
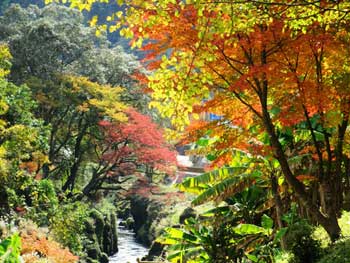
[0,233,21,263]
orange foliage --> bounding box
[20,226,78,263]
[19,162,39,174]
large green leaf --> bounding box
[201,205,238,217]
[191,172,259,206]
[178,166,247,195]
[233,224,268,236]
[261,214,274,230]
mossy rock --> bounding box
[83,209,118,260]
[125,217,135,229]
[110,213,118,254]
[142,241,164,261]
[90,209,105,247]
[85,243,101,260]
[102,213,111,253]
[130,195,149,232]
[84,218,95,236]
[100,252,109,263]
[129,195,171,246]
[85,258,99,263]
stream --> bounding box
[109,222,149,263]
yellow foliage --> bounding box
[0,100,9,115]
[67,76,127,122]
[89,15,98,27]
[0,44,12,79]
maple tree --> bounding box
[27,75,128,193]
[121,1,350,242]
[49,0,350,240]
[82,107,177,197]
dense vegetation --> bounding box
[0,2,177,262]
[1,1,350,263]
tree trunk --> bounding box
[262,107,341,241]
[62,119,88,192]
[271,174,286,249]
[82,170,102,197]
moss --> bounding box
[85,258,99,263]
[125,217,135,228]
[102,213,111,253]
[90,209,105,248]
[85,238,101,260]
[84,218,95,236]
[83,208,118,260]
[100,252,109,263]
[110,213,118,253]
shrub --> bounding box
[25,179,59,225]
[20,221,78,263]
[284,220,322,263]
[6,178,59,226]
[0,233,21,262]
[49,201,88,254]
[317,238,350,263]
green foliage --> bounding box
[5,188,25,211]
[157,217,211,263]
[159,212,281,263]
[0,59,49,217]
[0,233,21,263]
[0,4,99,83]
[25,179,58,225]
[178,166,247,194]
[49,201,89,254]
[284,220,322,263]
[0,45,11,79]
[317,238,350,263]
[6,177,58,226]
[178,166,261,206]
[171,154,285,262]
[0,4,144,108]
[0,76,48,175]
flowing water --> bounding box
[109,222,149,263]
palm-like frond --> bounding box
[191,172,260,206]
[178,166,247,195]
[178,166,261,206]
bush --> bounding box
[49,201,89,254]
[25,179,59,225]
[20,220,78,263]
[0,233,21,263]
[317,238,350,263]
[284,220,322,263]
[6,178,59,226]
[274,251,296,263]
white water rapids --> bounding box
[109,222,149,263]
